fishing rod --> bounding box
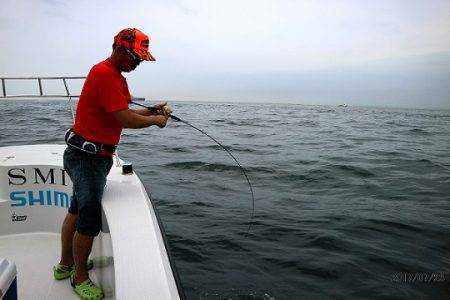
[128,99,255,237]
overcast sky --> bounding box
[1,0,449,109]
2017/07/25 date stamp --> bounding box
[391,272,446,283]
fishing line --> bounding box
[129,100,255,236]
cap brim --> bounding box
[146,52,156,61]
[136,49,155,61]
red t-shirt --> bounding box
[72,58,130,145]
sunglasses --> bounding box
[124,47,143,64]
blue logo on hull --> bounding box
[10,190,73,208]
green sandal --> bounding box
[70,274,103,300]
[53,259,94,280]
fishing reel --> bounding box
[161,104,173,116]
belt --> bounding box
[65,129,117,155]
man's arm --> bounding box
[130,102,167,116]
[113,109,168,129]
[130,108,155,116]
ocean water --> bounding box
[1,100,449,299]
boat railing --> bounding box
[0,76,137,167]
[0,76,86,121]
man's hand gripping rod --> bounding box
[128,98,180,121]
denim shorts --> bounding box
[63,146,113,236]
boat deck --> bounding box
[0,232,114,300]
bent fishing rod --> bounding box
[128,99,255,237]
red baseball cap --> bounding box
[114,28,155,61]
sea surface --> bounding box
[1,100,449,299]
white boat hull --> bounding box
[0,144,182,299]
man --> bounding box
[53,28,168,300]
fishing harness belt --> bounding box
[65,129,117,155]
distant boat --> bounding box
[338,104,348,107]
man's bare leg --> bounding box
[59,212,77,266]
[73,231,94,283]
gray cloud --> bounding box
[1,0,449,109]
